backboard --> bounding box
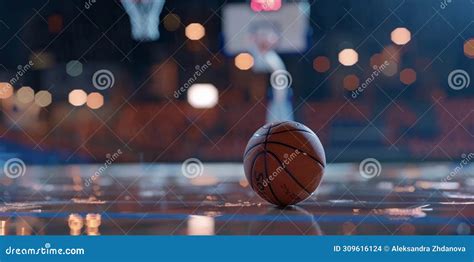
[222,1,310,55]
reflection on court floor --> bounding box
[0,163,473,235]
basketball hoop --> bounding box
[121,0,165,41]
[247,23,284,73]
[249,22,280,54]
[223,1,310,60]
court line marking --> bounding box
[0,211,469,226]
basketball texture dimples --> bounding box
[243,121,326,206]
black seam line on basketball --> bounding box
[249,151,266,192]
[244,141,325,168]
[265,151,313,196]
[264,126,283,205]
[270,121,291,128]
[243,130,315,158]
[243,140,267,160]
[264,125,285,206]
[258,120,290,130]
[263,152,284,206]
[268,129,316,136]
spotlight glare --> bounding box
[338,49,358,66]
[391,27,411,45]
[68,89,87,106]
[234,53,254,70]
[187,83,218,109]
[185,23,205,40]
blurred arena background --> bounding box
[0,0,473,166]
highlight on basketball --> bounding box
[0,0,473,261]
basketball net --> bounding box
[121,0,165,41]
[248,25,284,72]
[248,27,294,123]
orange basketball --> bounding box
[243,121,326,206]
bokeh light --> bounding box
[239,178,249,188]
[185,23,205,40]
[187,83,218,109]
[17,86,35,103]
[382,45,400,63]
[0,83,13,99]
[382,61,398,77]
[342,221,357,235]
[234,53,254,70]
[34,90,52,107]
[48,14,63,33]
[338,49,358,66]
[87,92,104,109]
[163,13,181,32]
[391,27,411,45]
[30,52,54,70]
[68,89,87,106]
[187,215,215,235]
[399,223,416,235]
[370,53,383,68]
[313,56,330,73]
[400,68,417,85]
[463,38,474,58]
[343,74,360,91]
[66,60,83,77]
[456,222,471,235]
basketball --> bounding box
[243,121,326,206]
